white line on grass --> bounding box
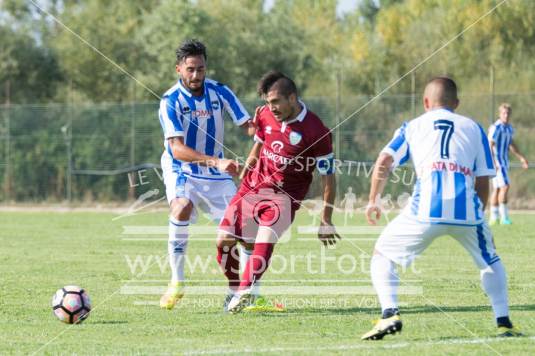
[185,336,535,355]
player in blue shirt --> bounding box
[362,77,521,340]
[158,40,253,309]
[488,103,529,225]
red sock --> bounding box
[217,244,240,291]
[239,243,275,290]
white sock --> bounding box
[239,245,261,295]
[371,254,399,311]
[168,217,189,284]
[490,206,499,220]
[480,260,509,319]
[499,203,509,220]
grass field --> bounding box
[1,209,534,355]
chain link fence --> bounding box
[0,93,534,207]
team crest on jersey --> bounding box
[182,106,191,114]
[265,126,272,135]
[289,131,302,145]
[211,101,219,110]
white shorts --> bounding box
[161,156,236,222]
[492,166,510,189]
[375,213,499,270]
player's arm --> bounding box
[366,153,394,225]
[318,173,341,246]
[168,137,239,176]
[509,140,529,169]
[489,140,498,168]
[474,176,490,211]
[239,141,263,179]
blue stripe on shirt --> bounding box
[478,124,493,170]
[388,122,407,152]
[454,172,466,220]
[430,170,443,218]
[411,178,421,215]
[214,83,245,121]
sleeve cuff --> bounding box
[253,134,264,143]
[235,115,251,127]
[165,131,184,139]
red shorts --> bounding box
[218,186,296,243]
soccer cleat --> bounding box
[497,326,523,337]
[222,291,235,313]
[361,315,403,340]
[227,289,254,314]
[159,282,185,310]
[243,296,286,313]
[500,218,512,225]
[489,218,498,226]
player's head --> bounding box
[498,103,512,123]
[257,71,300,122]
[175,39,207,95]
[423,76,459,112]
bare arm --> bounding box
[318,174,341,246]
[509,140,529,169]
[168,137,239,175]
[474,176,490,211]
[239,141,263,179]
[366,153,394,225]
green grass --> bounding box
[1,210,534,355]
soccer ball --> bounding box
[51,286,91,324]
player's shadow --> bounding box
[304,304,535,315]
[90,320,128,324]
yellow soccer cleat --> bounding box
[159,282,185,310]
[497,326,523,337]
[243,296,286,313]
[361,315,403,340]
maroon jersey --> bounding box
[244,102,334,203]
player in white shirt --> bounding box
[362,77,521,340]
[488,103,529,225]
[158,40,253,309]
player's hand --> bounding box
[217,159,240,176]
[318,221,342,246]
[253,105,265,125]
[365,203,382,225]
[521,157,529,169]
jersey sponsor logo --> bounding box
[262,147,291,165]
[189,109,213,119]
[430,161,473,176]
[271,140,284,153]
[289,131,302,145]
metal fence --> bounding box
[1,93,534,207]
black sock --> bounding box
[497,316,513,328]
[382,308,399,319]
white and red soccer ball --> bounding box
[51,286,91,324]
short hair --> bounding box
[257,70,298,98]
[425,76,458,104]
[175,39,207,64]
[499,103,512,112]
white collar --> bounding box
[284,100,307,124]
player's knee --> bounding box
[240,241,254,250]
[170,198,193,220]
[216,232,237,248]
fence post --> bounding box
[66,81,73,202]
[128,83,136,200]
[335,67,341,161]
[411,72,416,117]
[490,65,495,125]
[4,80,10,201]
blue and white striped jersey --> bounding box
[488,120,514,169]
[382,108,495,225]
[159,78,250,179]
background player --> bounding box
[158,39,252,309]
[363,77,521,340]
[488,103,529,225]
[216,71,341,313]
